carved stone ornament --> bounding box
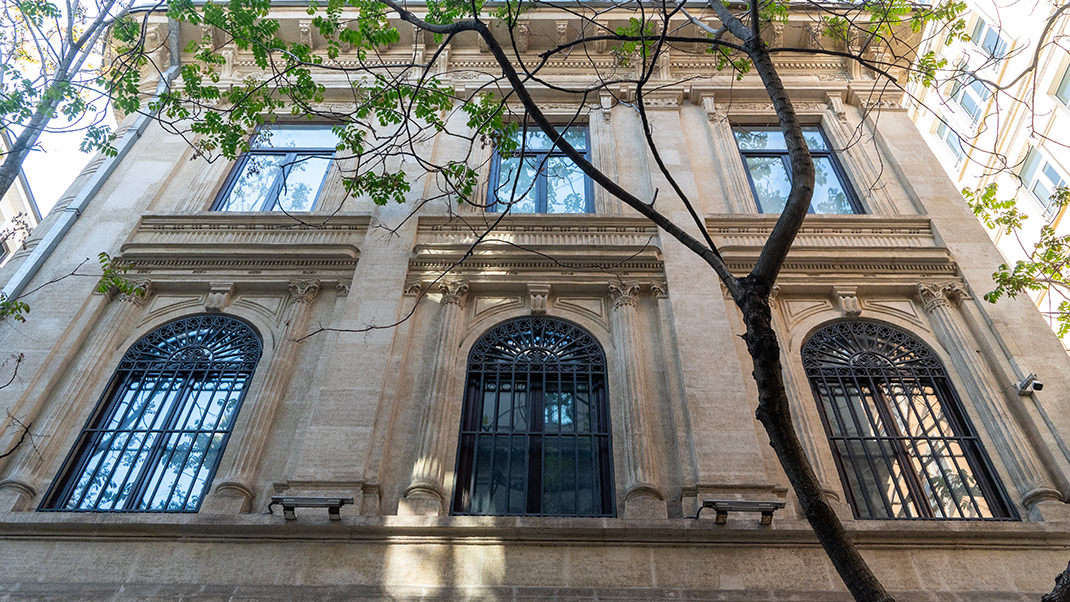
[299,20,313,49]
[833,287,861,317]
[403,281,423,297]
[556,21,569,46]
[204,283,236,313]
[439,280,470,308]
[916,281,968,313]
[608,280,641,310]
[826,93,848,123]
[651,281,668,299]
[515,23,530,53]
[528,284,551,315]
[768,284,781,308]
[336,282,351,297]
[289,280,321,305]
[702,96,723,122]
[600,93,614,122]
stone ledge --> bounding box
[3,513,1068,548]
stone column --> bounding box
[207,280,320,513]
[916,282,1061,514]
[0,282,152,511]
[399,279,469,516]
[608,280,667,518]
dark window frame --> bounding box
[452,316,615,517]
[802,320,1016,521]
[212,124,338,212]
[487,125,595,214]
[733,125,864,215]
[40,314,263,513]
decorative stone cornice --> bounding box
[608,280,641,310]
[289,280,321,305]
[439,280,470,308]
[916,281,968,313]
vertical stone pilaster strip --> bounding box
[0,283,153,510]
[650,282,699,488]
[211,280,320,510]
[608,281,664,515]
[401,279,469,514]
[916,282,1059,509]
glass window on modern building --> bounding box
[1022,148,1068,212]
[452,317,614,517]
[1055,66,1070,107]
[488,125,593,213]
[802,320,1015,520]
[40,315,262,512]
[213,125,340,212]
[733,125,863,214]
[970,18,1008,60]
[950,77,992,124]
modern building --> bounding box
[1,6,1069,600]
[909,0,1070,343]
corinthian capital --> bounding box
[608,280,641,310]
[439,279,470,308]
[916,281,968,313]
[289,280,321,305]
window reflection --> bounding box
[489,126,593,214]
[42,316,262,513]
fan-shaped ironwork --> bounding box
[468,317,605,373]
[454,317,614,517]
[802,320,1013,521]
[43,315,262,513]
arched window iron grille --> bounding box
[41,315,263,513]
[453,317,615,517]
[802,320,1015,520]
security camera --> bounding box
[1015,373,1043,394]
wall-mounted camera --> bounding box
[1015,373,1043,394]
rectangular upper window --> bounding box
[1022,148,1067,212]
[213,125,340,212]
[971,18,1008,60]
[488,125,593,213]
[733,126,863,214]
[937,121,965,163]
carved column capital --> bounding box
[289,280,321,305]
[336,282,351,297]
[439,279,470,308]
[608,280,641,310]
[916,281,968,313]
[403,281,423,297]
[650,281,669,299]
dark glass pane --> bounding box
[454,318,613,517]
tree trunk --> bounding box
[1044,563,1070,602]
[737,280,895,602]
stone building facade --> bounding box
[1,6,1070,600]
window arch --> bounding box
[453,317,614,517]
[802,320,1014,520]
[42,314,263,512]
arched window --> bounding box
[42,315,262,512]
[453,317,614,516]
[802,320,1014,520]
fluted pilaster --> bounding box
[916,282,1059,509]
[209,280,320,511]
[401,279,469,515]
[608,280,666,517]
[0,282,153,511]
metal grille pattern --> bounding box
[454,317,614,516]
[803,321,1013,520]
[43,315,262,512]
